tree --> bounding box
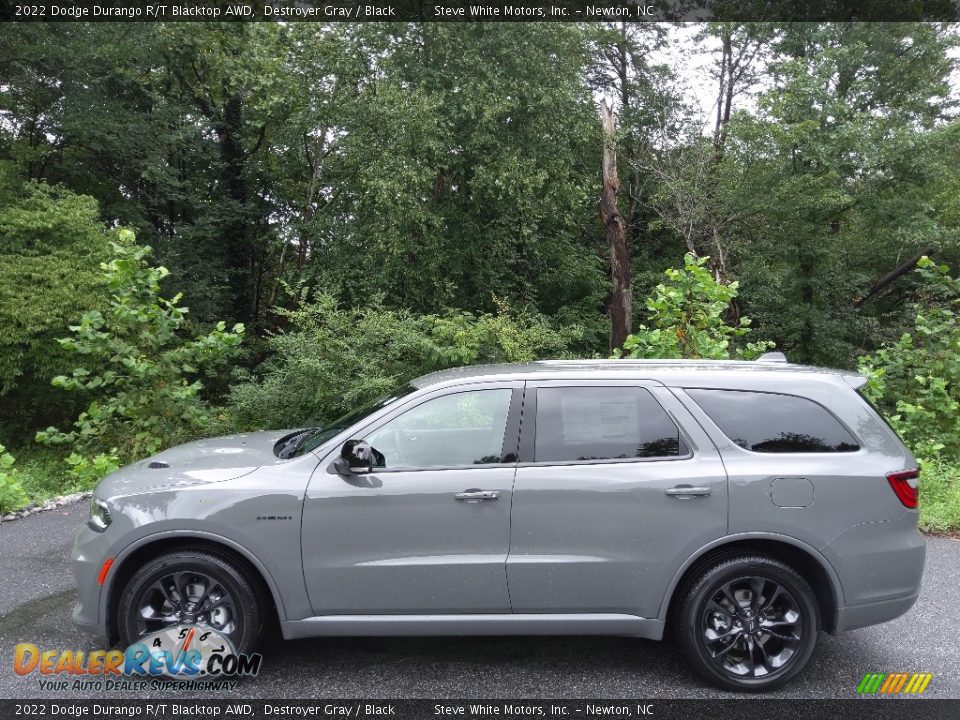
[859,257,960,461]
[706,23,771,155]
[618,253,772,360]
[600,104,632,351]
[37,233,244,464]
[302,23,606,321]
[0,168,113,437]
[725,23,957,365]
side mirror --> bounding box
[334,439,384,474]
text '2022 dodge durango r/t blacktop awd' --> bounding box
[72,356,925,690]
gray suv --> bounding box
[72,356,925,691]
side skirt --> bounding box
[280,613,664,640]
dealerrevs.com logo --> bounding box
[14,625,262,692]
[857,672,934,695]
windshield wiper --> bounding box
[277,427,320,459]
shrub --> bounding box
[859,257,960,461]
[618,253,774,360]
[0,170,113,436]
[37,233,244,465]
[228,294,582,430]
[0,444,29,514]
[917,458,960,534]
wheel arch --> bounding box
[102,531,286,645]
[660,533,844,634]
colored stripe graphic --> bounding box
[857,673,885,693]
[857,673,932,695]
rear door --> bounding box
[506,380,728,619]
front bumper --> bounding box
[71,517,113,639]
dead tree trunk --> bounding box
[853,248,934,309]
[600,103,632,352]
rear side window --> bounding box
[687,389,859,453]
[534,386,682,462]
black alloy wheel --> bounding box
[676,555,820,691]
[116,549,265,654]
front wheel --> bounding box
[116,549,265,655]
[675,555,820,691]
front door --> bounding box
[506,381,728,619]
[302,383,521,615]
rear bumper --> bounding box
[834,591,920,633]
[822,512,926,606]
[821,510,925,633]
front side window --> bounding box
[534,386,682,463]
[365,388,513,468]
[687,388,859,453]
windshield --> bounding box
[291,385,418,457]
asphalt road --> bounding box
[1,500,958,699]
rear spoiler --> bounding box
[842,374,868,390]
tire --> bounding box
[674,554,820,692]
[116,549,265,655]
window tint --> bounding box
[365,389,512,468]
[534,386,682,463]
[687,389,859,453]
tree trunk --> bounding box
[713,25,732,154]
[853,248,934,309]
[217,91,255,326]
[600,103,632,352]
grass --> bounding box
[918,459,960,535]
[3,446,74,510]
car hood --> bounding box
[96,429,301,499]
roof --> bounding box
[411,358,863,390]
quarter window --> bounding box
[687,389,859,453]
[534,386,682,463]
[365,389,513,468]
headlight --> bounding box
[88,498,112,532]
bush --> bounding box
[618,253,774,360]
[228,294,583,430]
[917,459,960,534]
[0,444,29,514]
[859,257,960,461]
[0,170,114,436]
[36,233,244,465]
[7,449,69,504]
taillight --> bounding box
[886,469,920,509]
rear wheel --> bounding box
[675,555,820,691]
[116,549,265,654]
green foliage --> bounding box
[859,257,960,460]
[618,254,774,360]
[1,23,958,370]
[8,449,70,505]
[65,452,121,492]
[0,168,113,435]
[36,233,245,464]
[723,24,956,366]
[917,458,960,534]
[229,294,582,430]
[0,444,29,514]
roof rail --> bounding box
[757,351,788,363]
